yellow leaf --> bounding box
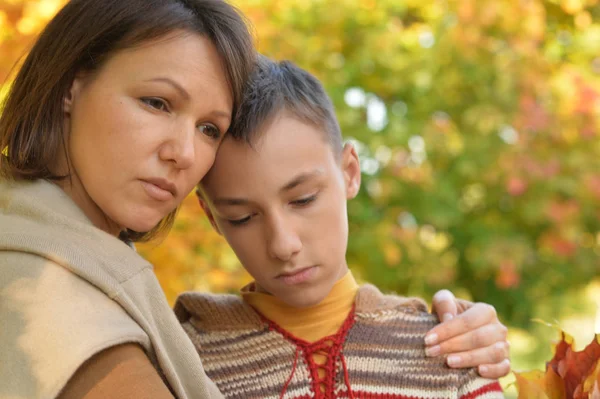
[583,358,600,394]
[514,370,551,399]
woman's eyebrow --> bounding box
[208,109,232,123]
[144,77,231,122]
[144,77,190,100]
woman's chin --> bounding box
[121,215,163,235]
[108,202,174,237]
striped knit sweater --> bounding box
[175,284,504,399]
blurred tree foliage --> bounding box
[1,0,599,333]
[233,0,600,331]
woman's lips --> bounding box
[140,179,175,201]
[277,266,317,285]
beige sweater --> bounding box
[0,179,223,399]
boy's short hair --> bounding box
[230,55,343,153]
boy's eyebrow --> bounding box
[212,169,325,206]
[213,197,249,206]
[280,169,324,193]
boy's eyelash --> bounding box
[292,194,317,206]
[225,195,317,227]
[228,215,252,226]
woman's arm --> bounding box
[426,290,510,379]
[59,344,174,399]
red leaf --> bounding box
[547,332,600,398]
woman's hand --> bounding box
[425,289,510,379]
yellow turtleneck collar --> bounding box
[241,271,359,343]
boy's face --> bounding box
[200,113,361,308]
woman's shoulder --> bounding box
[0,251,149,399]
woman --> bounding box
[0,1,508,398]
[0,1,254,398]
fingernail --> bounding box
[442,313,454,322]
[425,333,438,346]
[425,345,441,357]
[479,365,488,374]
[447,355,461,367]
[495,342,505,350]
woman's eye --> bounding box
[228,215,252,227]
[141,97,169,112]
[198,124,222,140]
[292,194,317,207]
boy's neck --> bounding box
[242,271,358,343]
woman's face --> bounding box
[61,32,233,235]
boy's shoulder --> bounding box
[355,284,438,327]
[174,291,264,332]
[174,284,437,331]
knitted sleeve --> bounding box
[457,369,505,399]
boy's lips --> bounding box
[276,266,317,285]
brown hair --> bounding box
[0,0,256,241]
[229,55,342,153]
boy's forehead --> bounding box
[205,115,338,189]
[227,113,332,154]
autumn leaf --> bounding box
[516,331,600,399]
[515,367,566,399]
[514,370,552,399]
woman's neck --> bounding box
[54,178,122,237]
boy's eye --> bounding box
[198,124,222,140]
[227,215,252,226]
[141,97,169,112]
[291,194,317,206]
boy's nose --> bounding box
[267,219,302,261]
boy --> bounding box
[176,57,505,398]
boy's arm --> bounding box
[425,290,510,380]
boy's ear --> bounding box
[341,143,361,200]
[197,192,222,235]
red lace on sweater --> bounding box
[262,305,357,399]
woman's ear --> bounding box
[197,190,222,235]
[340,143,361,200]
[64,75,86,115]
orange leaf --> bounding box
[547,366,568,399]
[583,358,600,395]
[514,370,552,399]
